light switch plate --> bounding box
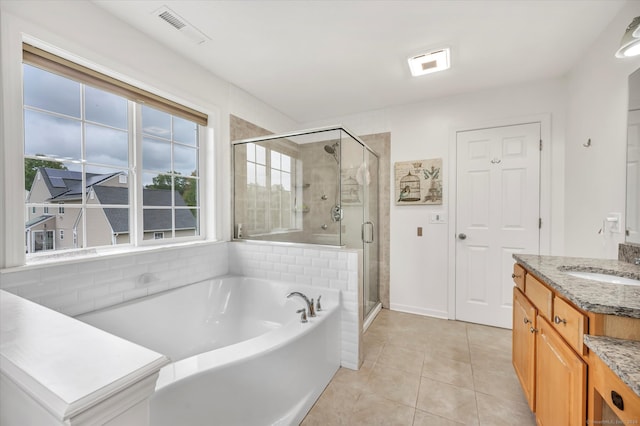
[429,212,447,224]
[607,212,622,233]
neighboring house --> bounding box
[25,168,196,253]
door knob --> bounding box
[458,233,467,240]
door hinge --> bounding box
[539,140,542,151]
[539,218,542,229]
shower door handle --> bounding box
[362,221,375,244]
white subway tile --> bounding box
[273,246,288,255]
[311,258,329,268]
[321,269,338,280]
[304,266,321,277]
[303,249,319,258]
[287,264,304,275]
[287,247,303,256]
[320,250,338,260]
[78,284,110,301]
[42,290,78,310]
[311,277,330,288]
[329,260,348,271]
[94,293,124,310]
[329,280,347,291]
[280,255,295,264]
[295,256,312,266]
[295,275,312,285]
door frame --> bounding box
[447,114,553,320]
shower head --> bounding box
[324,142,339,163]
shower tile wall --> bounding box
[0,242,229,316]
[229,241,361,369]
[300,141,342,243]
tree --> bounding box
[24,157,68,191]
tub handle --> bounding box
[316,295,322,312]
[296,308,308,323]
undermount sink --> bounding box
[564,271,640,286]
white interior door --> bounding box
[455,123,541,329]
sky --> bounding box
[23,64,198,182]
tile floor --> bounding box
[302,309,536,425]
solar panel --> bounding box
[49,177,66,188]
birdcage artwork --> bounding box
[398,170,421,202]
[395,158,443,205]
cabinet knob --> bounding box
[530,327,538,334]
[554,315,567,325]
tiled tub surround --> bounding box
[0,242,230,317]
[584,335,640,397]
[229,240,362,369]
[0,239,362,369]
[513,254,640,318]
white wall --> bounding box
[0,0,298,268]
[305,78,567,318]
[564,1,640,258]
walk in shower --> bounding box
[232,126,380,321]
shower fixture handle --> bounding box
[296,309,308,323]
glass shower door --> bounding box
[363,148,379,319]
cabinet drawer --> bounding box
[552,296,587,355]
[512,263,526,292]
[591,351,640,424]
[525,274,552,321]
[553,297,587,355]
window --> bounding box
[22,44,207,256]
[244,143,294,233]
[32,230,54,252]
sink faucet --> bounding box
[287,291,316,317]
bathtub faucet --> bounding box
[287,291,316,317]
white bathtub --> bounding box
[77,276,341,426]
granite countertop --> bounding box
[584,335,640,398]
[513,255,640,319]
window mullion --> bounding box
[132,101,142,246]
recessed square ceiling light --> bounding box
[408,48,450,77]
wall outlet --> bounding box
[430,212,447,224]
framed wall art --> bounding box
[394,159,443,205]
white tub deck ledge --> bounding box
[0,290,169,426]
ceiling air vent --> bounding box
[153,6,210,45]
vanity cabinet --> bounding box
[511,267,587,425]
[535,314,586,426]
[512,287,536,412]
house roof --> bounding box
[92,186,197,234]
[38,168,121,201]
[32,168,196,234]
[25,215,55,229]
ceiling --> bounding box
[92,0,627,123]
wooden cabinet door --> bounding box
[512,287,536,412]
[535,315,586,426]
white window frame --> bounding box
[0,39,213,268]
